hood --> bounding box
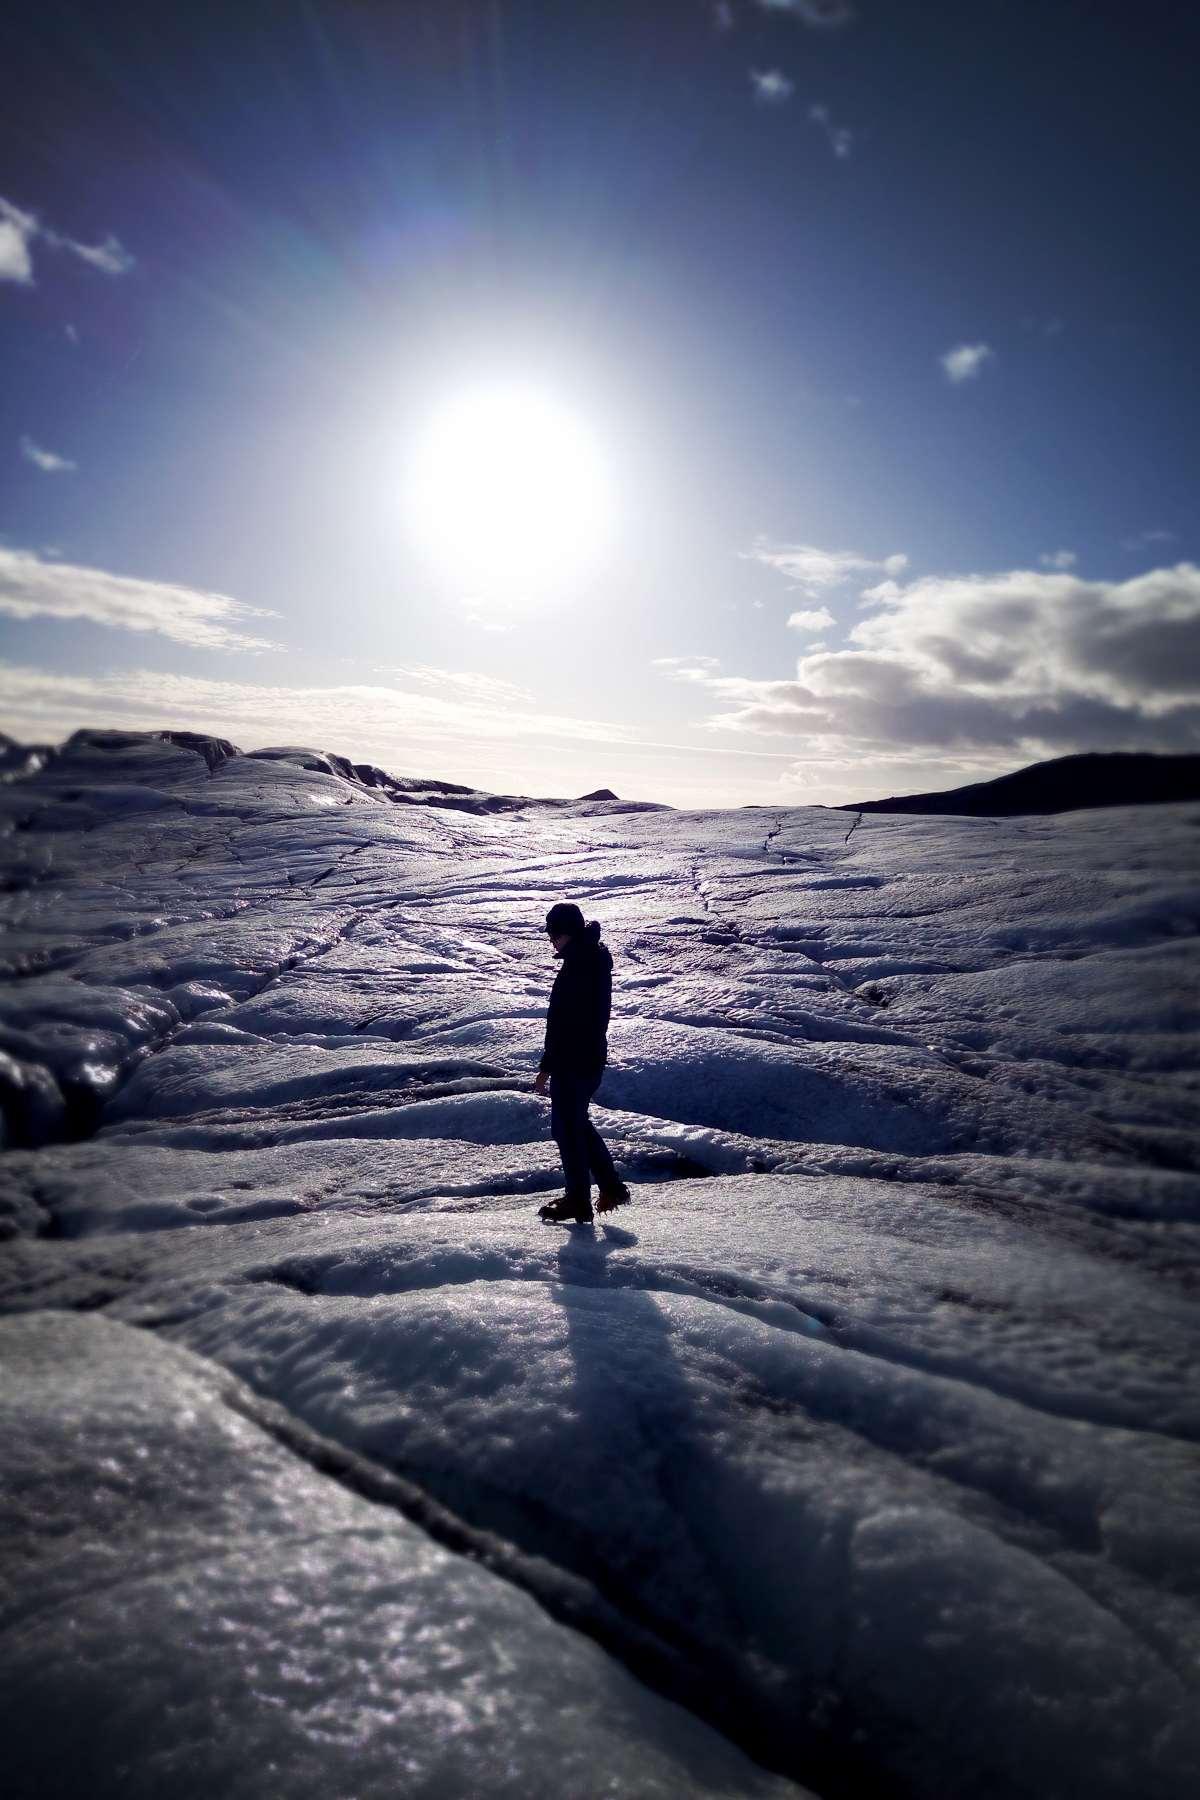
[562,920,610,967]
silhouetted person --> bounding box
[533,902,630,1223]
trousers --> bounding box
[549,1070,619,1196]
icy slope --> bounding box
[1,1311,799,1800]
[1,728,1198,1799]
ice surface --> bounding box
[1,731,1198,1798]
[0,1311,801,1800]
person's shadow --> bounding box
[544,1221,833,1781]
[549,1223,877,1795]
[547,1222,742,1650]
[556,1219,637,1261]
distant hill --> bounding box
[840,752,1200,817]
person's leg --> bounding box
[549,1072,593,1195]
[583,1074,630,1209]
[584,1120,620,1189]
[581,1073,620,1189]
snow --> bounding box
[1,729,1198,1798]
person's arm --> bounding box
[535,961,571,1091]
[576,958,610,1065]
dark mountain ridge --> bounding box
[840,752,1200,818]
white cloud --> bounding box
[0,662,639,767]
[0,547,279,652]
[1122,529,1175,552]
[62,233,135,276]
[0,193,133,286]
[809,104,854,157]
[379,665,530,704]
[787,607,835,632]
[672,563,1200,759]
[463,611,514,634]
[711,2,734,29]
[746,540,908,595]
[20,437,76,473]
[755,0,854,25]
[751,69,794,104]
[1039,550,1076,570]
[940,342,995,384]
[0,198,37,283]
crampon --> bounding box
[538,1192,594,1224]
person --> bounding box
[533,902,631,1224]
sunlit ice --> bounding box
[402,382,613,603]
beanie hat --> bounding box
[545,902,586,936]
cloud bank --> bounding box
[0,662,637,766]
[0,662,800,810]
[673,563,1200,759]
[0,548,279,651]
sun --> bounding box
[404,383,611,599]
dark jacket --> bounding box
[539,921,612,1074]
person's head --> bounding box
[545,901,585,953]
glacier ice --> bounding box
[1,727,1198,1799]
[0,1310,801,1800]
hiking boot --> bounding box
[595,1181,631,1214]
[538,1190,594,1224]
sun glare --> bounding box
[404,383,611,599]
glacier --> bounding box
[1,727,1198,1799]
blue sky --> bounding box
[1,0,1197,806]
